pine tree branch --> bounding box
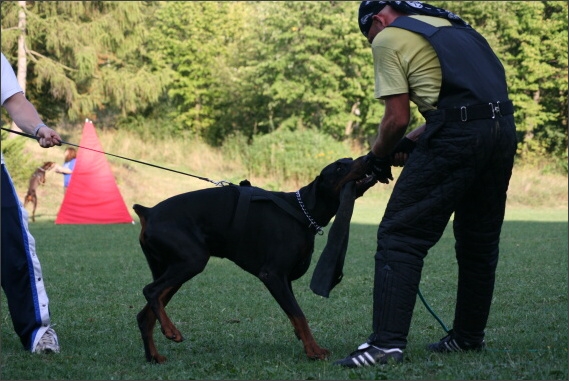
[26,49,78,72]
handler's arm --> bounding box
[406,124,425,141]
[370,93,411,157]
[53,164,73,175]
[3,92,61,147]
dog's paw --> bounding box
[307,347,330,360]
[166,332,184,342]
[151,354,168,364]
[160,326,184,342]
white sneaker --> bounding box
[32,327,60,354]
[334,342,403,367]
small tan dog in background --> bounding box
[24,161,56,222]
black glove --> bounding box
[390,137,416,157]
[365,151,393,184]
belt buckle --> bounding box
[460,106,467,122]
[489,101,501,119]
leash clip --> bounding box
[213,179,233,187]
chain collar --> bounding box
[295,191,324,235]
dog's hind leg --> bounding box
[31,197,37,222]
[154,284,184,342]
[137,304,166,363]
[259,271,330,360]
[137,282,185,363]
[136,208,211,363]
[138,282,185,363]
[143,249,209,347]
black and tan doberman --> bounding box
[133,155,376,363]
[24,161,56,222]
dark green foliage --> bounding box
[0,1,169,126]
[0,1,566,164]
[243,128,355,186]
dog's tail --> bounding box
[133,204,149,218]
[133,204,150,244]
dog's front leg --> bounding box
[287,314,330,360]
[260,273,330,360]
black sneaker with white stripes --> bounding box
[334,342,403,367]
[427,330,485,353]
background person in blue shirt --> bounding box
[55,147,76,192]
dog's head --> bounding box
[42,161,56,171]
[304,155,377,213]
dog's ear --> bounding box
[305,158,352,209]
[317,158,353,190]
[310,180,356,297]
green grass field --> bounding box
[1,132,567,379]
[1,200,566,380]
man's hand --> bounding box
[365,151,393,184]
[390,137,416,167]
[36,126,62,148]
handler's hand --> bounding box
[36,126,62,148]
[390,137,416,167]
[365,151,393,184]
[391,152,408,167]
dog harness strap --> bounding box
[265,192,321,234]
[228,186,253,246]
[250,191,318,234]
[231,185,320,237]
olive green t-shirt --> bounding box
[371,15,451,113]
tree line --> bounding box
[1,1,567,163]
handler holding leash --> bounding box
[1,52,62,353]
[334,1,517,367]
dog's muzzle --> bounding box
[355,174,377,197]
